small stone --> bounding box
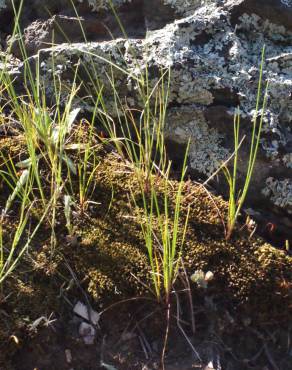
[65,349,72,364]
[205,271,214,282]
[79,322,96,345]
[73,301,100,325]
[191,270,207,289]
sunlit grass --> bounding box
[223,46,269,240]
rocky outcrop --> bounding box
[1,0,292,227]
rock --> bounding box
[262,177,292,214]
[225,0,292,32]
[65,349,72,364]
[191,270,214,289]
[78,322,96,345]
[7,12,143,58]
[73,301,100,325]
[3,0,292,222]
[0,0,177,44]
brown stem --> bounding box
[161,301,171,370]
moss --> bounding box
[0,273,61,368]
[0,145,292,366]
[56,152,292,322]
[0,136,26,158]
[70,226,151,300]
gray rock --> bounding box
[225,0,292,32]
[3,0,180,56]
[3,0,292,220]
[263,178,292,214]
[0,0,177,39]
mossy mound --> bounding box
[61,152,292,320]
[0,144,292,367]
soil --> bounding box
[0,134,292,370]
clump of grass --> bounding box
[73,114,101,214]
[71,23,189,303]
[97,66,170,182]
[69,0,170,182]
[223,46,269,240]
[0,168,51,286]
[90,61,185,303]
[0,0,107,260]
[67,1,189,304]
[0,62,84,249]
[135,145,190,304]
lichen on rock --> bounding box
[3,0,292,218]
[0,0,5,10]
[166,107,230,175]
[263,177,292,214]
[77,0,132,11]
[163,0,221,16]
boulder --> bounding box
[3,0,180,56]
[7,9,146,57]
[0,0,177,37]
[3,0,292,226]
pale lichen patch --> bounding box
[77,0,132,11]
[262,178,292,213]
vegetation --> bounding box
[0,2,291,370]
[222,46,269,240]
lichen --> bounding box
[77,0,131,11]
[166,107,229,175]
[14,0,292,212]
[262,177,292,213]
[163,0,201,14]
[281,0,292,7]
[0,0,6,10]
[283,153,292,168]
[163,0,219,16]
